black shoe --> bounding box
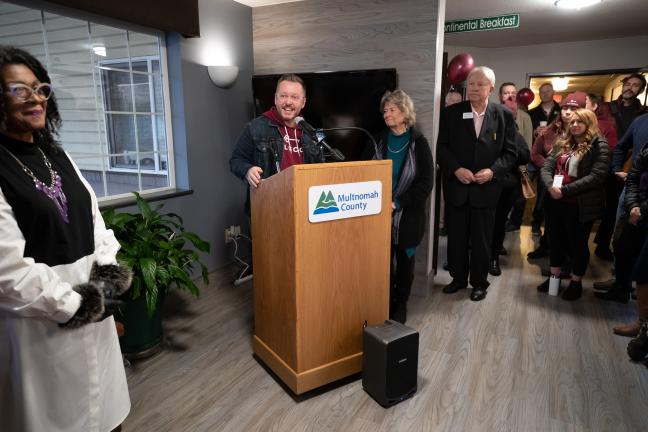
[628,322,648,361]
[489,258,501,276]
[593,278,616,293]
[561,280,583,301]
[439,226,447,237]
[470,287,487,301]
[537,278,550,293]
[531,222,542,236]
[527,247,548,259]
[389,300,407,324]
[442,279,467,294]
[505,221,520,232]
[594,246,614,262]
[499,247,508,256]
[594,287,630,304]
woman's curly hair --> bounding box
[0,45,62,153]
[555,108,601,158]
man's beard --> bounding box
[622,89,636,100]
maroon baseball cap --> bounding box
[560,91,587,108]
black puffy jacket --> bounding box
[541,136,609,223]
[624,147,648,218]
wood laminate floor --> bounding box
[123,227,648,432]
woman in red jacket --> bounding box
[528,92,586,259]
[538,108,609,300]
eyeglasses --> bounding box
[5,82,54,101]
[276,94,303,103]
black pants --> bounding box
[594,176,624,251]
[532,176,546,225]
[390,245,416,303]
[508,186,526,227]
[446,202,496,288]
[614,219,648,287]
[545,199,593,277]
[492,186,516,255]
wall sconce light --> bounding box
[207,65,239,88]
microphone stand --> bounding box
[320,126,379,159]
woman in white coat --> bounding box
[0,46,131,431]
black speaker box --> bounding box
[362,320,418,407]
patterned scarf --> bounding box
[375,135,417,244]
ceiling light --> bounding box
[555,0,602,9]
[552,77,569,91]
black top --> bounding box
[529,101,561,131]
[0,133,94,266]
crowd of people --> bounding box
[228,68,648,367]
[2,38,646,428]
[441,71,648,363]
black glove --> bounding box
[60,282,105,329]
[89,262,133,298]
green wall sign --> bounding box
[445,14,520,34]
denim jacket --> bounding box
[229,115,324,213]
[230,115,323,181]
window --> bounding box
[0,1,174,199]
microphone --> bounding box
[295,116,345,161]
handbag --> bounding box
[519,167,536,199]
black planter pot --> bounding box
[115,294,163,360]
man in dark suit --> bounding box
[437,66,518,301]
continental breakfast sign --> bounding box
[445,14,519,34]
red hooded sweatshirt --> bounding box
[263,107,304,170]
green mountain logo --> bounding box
[313,190,339,215]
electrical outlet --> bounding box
[224,225,241,244]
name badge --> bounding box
[463,112,474,119]
[553,175,564,188]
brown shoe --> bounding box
[613,321,641,337]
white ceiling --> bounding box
[234,0,648,48]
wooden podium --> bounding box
[251,160,391,394]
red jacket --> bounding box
[595,104,618,153]
[531,124,561,169]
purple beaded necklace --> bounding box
[3,146,69,223]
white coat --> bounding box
[0,159,130,432]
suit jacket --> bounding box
[437,101,518,208]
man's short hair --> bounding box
[276,73,306,96]
[499,82,516,96]
[467,66,496,87]
[587,93,603,107]
[622,73,647,94]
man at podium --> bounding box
[230,74,324,213]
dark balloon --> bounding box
[447,53,475,85]
[517,88,535,106]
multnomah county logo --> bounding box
[313,191,339,214]
[309,181,382,223]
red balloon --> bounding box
[517,88,535,106]
[447,53,475,85]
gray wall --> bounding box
[151,0,254,270]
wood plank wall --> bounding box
[252,0,441,141]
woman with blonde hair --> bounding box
[539,107,609,300]
[363,89,433,323]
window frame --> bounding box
[0,1,178,204]
[98,55,170,175]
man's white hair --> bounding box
[467,66,496,87]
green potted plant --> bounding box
[102,192,210,358]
